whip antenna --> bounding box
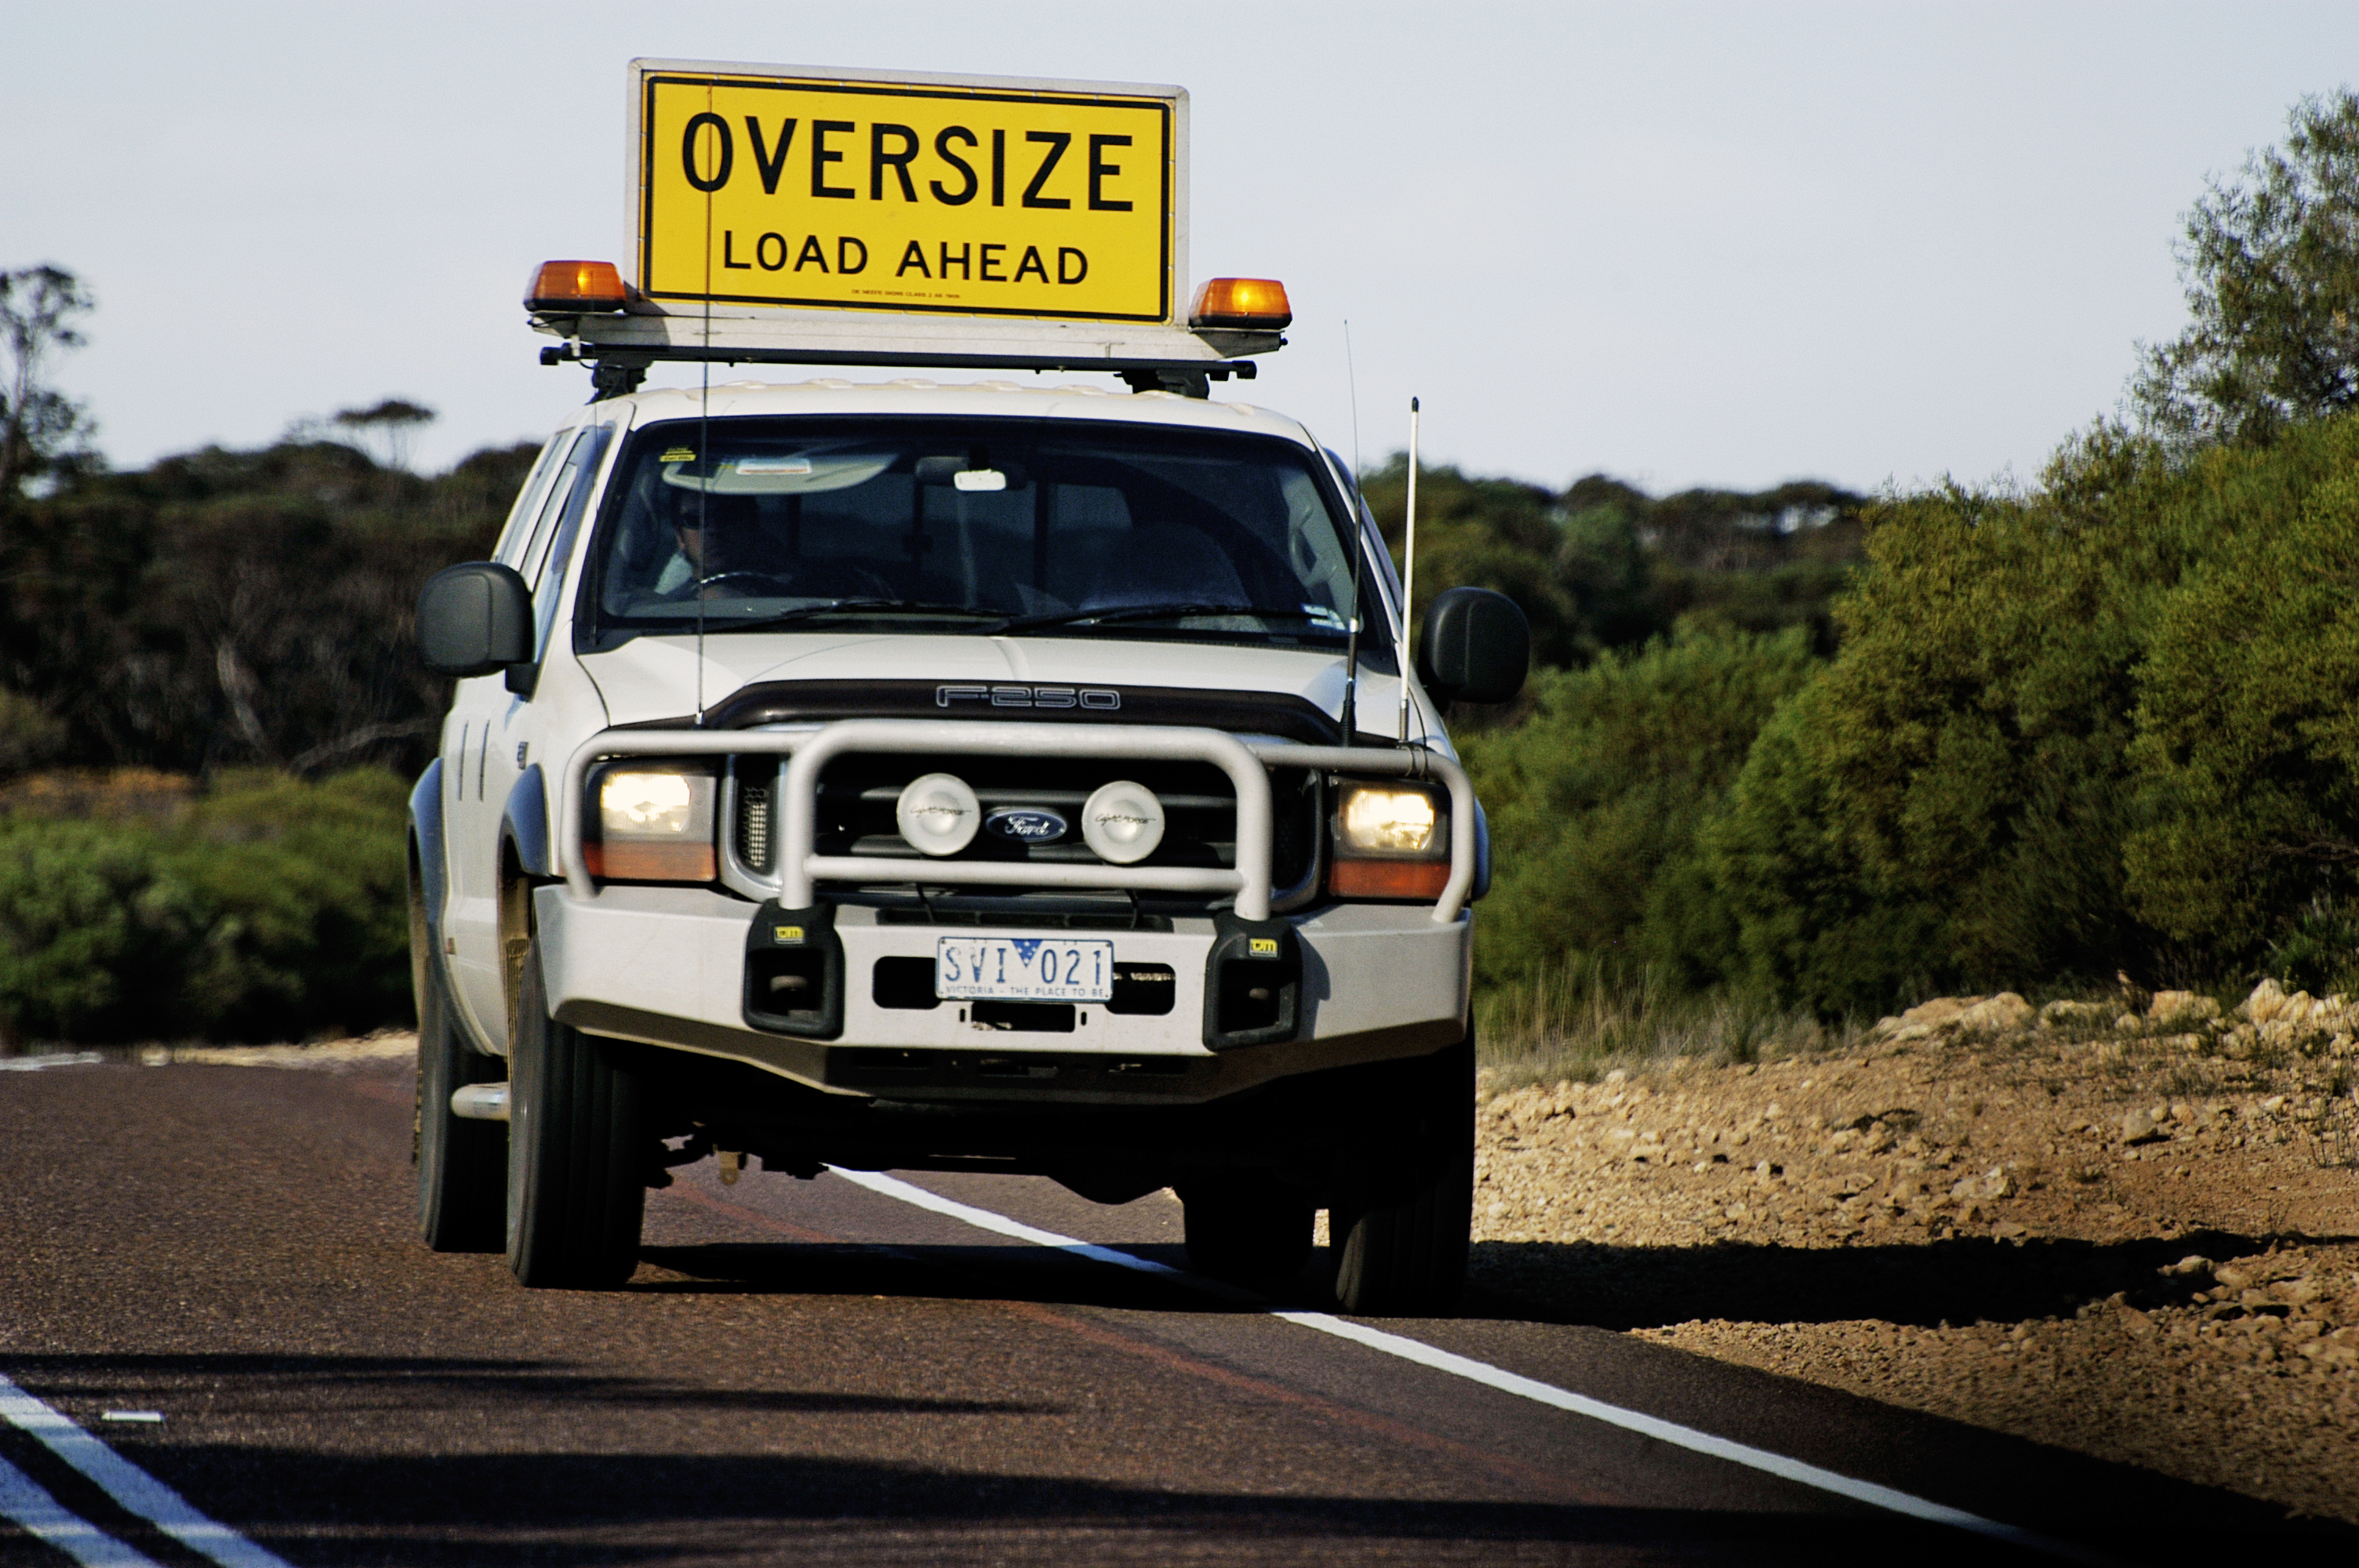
[1337,319,1367,747]
[1397,397,1419,744]
[1343,318,1363,479]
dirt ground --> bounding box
[1471,980,2359,1523]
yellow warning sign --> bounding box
[636,64,1176,323]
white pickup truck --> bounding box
[409,259,1528,1313]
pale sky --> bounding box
[4,2,2352,495]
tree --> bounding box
[1705,428,2201,1013]
[0,265,97,499]
[2131,89,2359,447]
[331,397,435,472]
[2125,412,2359,982]
[0,434,537,778]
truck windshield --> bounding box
[579,416,1378,652]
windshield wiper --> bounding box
[990,602,1346,636]
[689,598,1009,632]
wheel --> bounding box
[506,935,648,1288]
[1331,1033,1476,1316]
[415,946,507,1252]
[1180,1179,1314,1287]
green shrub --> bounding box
[0,768,409,1044]
[1707,412,2359,1012]
[1703,680,1949,1016]
[1705,429,2204,1011]
[0,818,165,1042]
[2126,415,2359,968]
[1464,620,1821,994]
[163,768,412,1040]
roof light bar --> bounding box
[525,260,629,314]
[1189,277,1292,330]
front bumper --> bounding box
[535,883,1470,1105]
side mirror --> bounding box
[418,562,533,677]
[1416,586,1530,706]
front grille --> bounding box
[725,752,1318,893]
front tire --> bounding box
[507,936,647,1288]
[415,946,506,1252]
[1331,1033,1475,1316]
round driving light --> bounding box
[896,772,980,855]
[1081,780,1165,865]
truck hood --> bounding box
[577,631,1434,745]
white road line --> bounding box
[0,1374,293,1568]
[827,1167,2117,1566]
[0,1053,105,1073]
[0,1450,160,1567]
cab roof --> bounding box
[594,376,1328,452]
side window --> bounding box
[516,430,598,591]
[493,434,570,565]
[1280,468,1354,617]
[532,426,615,659]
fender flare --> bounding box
[501,764,552,879]
[409,758,449,951]
[1471,797,1492,902]
[409,757,489,1048]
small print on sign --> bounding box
[638,64,1176,323]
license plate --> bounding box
[936,937,1114,1002]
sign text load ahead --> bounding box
[635,64,1180,324]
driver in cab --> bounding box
[652,490,760,599]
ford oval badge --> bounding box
[983,807,1069,844]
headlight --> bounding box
[1330,781,1448,900]
[587,765,716,880]
[1339,786,1439,854]
[602,771,696,835]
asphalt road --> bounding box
[0,1055,2346,1566]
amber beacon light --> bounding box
[1189,278,1292,329]
[525,260,629,313]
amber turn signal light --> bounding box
[1189,277,1292,329]
[1328,858,1451,901]
[581,841,717,883]
[525,260,629,314]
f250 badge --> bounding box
[936,684,1121,710]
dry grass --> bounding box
[1474,956,1863,1091]
[0,767,197,825]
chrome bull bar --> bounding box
[558,720,1475,924]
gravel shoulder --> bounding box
[1471,982,2359,1524]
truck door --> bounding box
[445,423,611,1051]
